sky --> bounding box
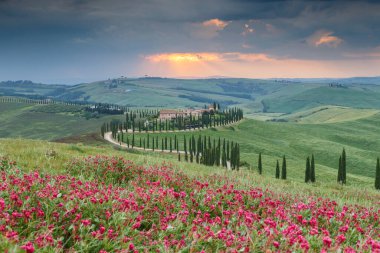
[1,0,380,84]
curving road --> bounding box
[102,121,242,169]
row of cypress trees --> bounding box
[115,132,241,170]
[122,108,244,133]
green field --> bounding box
[119,114,380,188]
[0,102,124,140]
[275,106,380,123]
[0,138,378,208]
[1,77,380,192]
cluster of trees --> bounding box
[257,149,380,190]
[113,132,240,170]
[120,107,243,133]
[84,103,127,115]
[0,96,126,115]
[258,153,287,180]
[0,96,64,105]
[305,155,316,183]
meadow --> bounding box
[0,139,378,252]
[116,113,380,188]
[0,101,124,141]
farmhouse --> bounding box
[159,106,214,120]
[159,109,184,120]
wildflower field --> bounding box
[0,155,378,252]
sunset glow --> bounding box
[1,0,380,82]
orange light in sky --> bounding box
[146,53,221,63]
[140,52,380,78]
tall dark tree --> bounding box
[281,156,287,180]
[338,149,347,185]
[275,160,280,179]
[236,144,240,171]
[338,156,343,184]
[184,136,188,162]
[305,156,311,183]
[310,154,316,183]
[258,153,263,175]
[375,158,380,190]
[342,148,346,184]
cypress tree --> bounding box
[226,141,230,160]
[190,137,193,163]
[375,158,380,190]
[310,154,316,183]
[258,153,263,175]
[152,138,155,151]
[184,136,188,162]
[132,134,135,148]
[281,155,287,180]
[170,137,172,153]
[275,160,280,179]
[236,144,240,171]
[342,148,346,184]
[338,156,342,184]
[178,152,181,162]
[222,149,227,168]
[305,156,311,183]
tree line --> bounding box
[114,132,240,170]
[102,107,243,134]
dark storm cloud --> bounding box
[0,0,379,83]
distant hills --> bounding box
[2,77,380,114]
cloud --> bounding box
[190,18,230,39]
[145,52,273,63]
[145,53,220,63]
[343,46,380,59]
[241,23,254,36]
[308,30,343,47]
[202,18,230,30]
[141,51,380,79]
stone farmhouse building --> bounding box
[159,105,215,120]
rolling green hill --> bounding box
[118,114,380,187]
[1,77,380,190]
[2,78,380,115]
[262,86,380,113]
[275,106,379,124]
[0,101,124,140]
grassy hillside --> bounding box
[118,115,380,187]
[274,106,379,124]
[3,78,380,115]
[0,101,124,140]
[0,138,378,208]
[263,86,380,113]
[0,139,378,252]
